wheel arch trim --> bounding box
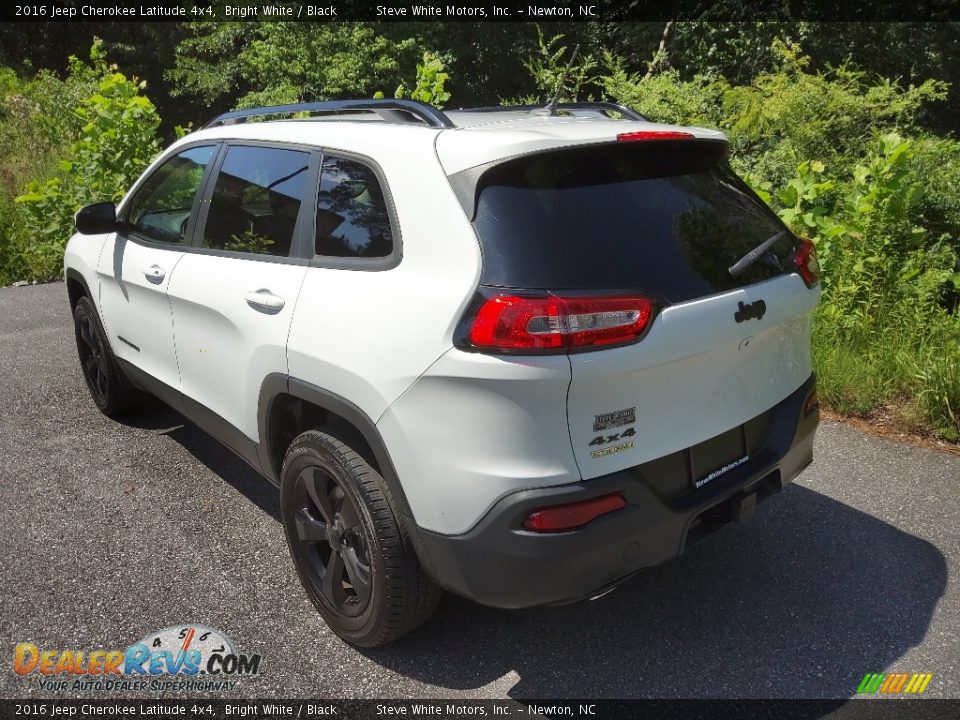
[65,267,94,309]
[257,374,415,520]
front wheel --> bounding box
[73,297,142,417]
[279,430,440,647]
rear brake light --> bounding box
[793,238,820,288]
[467,294,655,352]
[523,493,627,533]
[617,130,694,142]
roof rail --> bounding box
[454,102,648,122]
[202,99,455,130]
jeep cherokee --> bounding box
[64,99,820,646]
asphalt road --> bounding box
[1,281,958,701]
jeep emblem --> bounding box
[734,299,766,323]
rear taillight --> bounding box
[617,130,694,142]
[523,493,627,533]
[467,294,655,353]
[793,238,820,288]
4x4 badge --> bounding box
[734,299,766,323]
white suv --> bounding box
[65,99,820,646]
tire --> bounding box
[73,296,143,417]
[279,429,440,647]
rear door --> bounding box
[167,143,315,451]
[467,139,819,480]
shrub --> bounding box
[767,134,960,439]
[7,45,161,281]
[599,53,725,127]
[394,51,452,107]
[720,41,948,189]
[171,23,422,110]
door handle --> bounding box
[244,289,285,313]
[143,264,166,283]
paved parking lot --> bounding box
[1,282,958,700]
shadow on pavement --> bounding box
[120,404,947,700]
[121,398,281,522]
[365,484,946,700]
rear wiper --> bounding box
[728,231,787,277]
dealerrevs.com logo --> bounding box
[13,625,261,692]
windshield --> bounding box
[470,141,795,303]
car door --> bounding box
[166,143,315,456]
[97,144,218,392]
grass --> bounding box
[812,314,960,442]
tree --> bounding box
[167,22,428,116]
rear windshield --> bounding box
[470,141,795,303]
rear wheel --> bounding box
[279,430,440,647]
[73,297,142,417]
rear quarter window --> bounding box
[315,155,394,259]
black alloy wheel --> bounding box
[77,311,109,404]
[72,297,141,416]
[291,465,373,617]
[279,430,440,646]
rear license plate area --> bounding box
[690,425,748,489]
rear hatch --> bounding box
[460,137,819,481]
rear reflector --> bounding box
[468,294,655,352]
[523,493,627,533]
[617,130,695,142]
[793,238,820,288]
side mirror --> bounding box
[75,202,119,235]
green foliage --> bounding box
[0,42,105,202]
[517,28,599,103]
[769,135,957,324]
[224,229,275,255]
[762,134,960,439]
[912,345,960,441]
[394,52,451,108]
[166,22,250,105]
[668,22,812,83]
[722,42,948,190]
[810,323,908,417]
[0,40,112,284]
[0,195,17,284]
[910,136,960,248]
[169,23,425,110]
[5,46,161,281]
[600,53,725,127]
[771,160,841,278]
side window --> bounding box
[201,145,310,257]
[125,145,216,245]
[315,156,394,258]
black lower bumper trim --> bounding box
[412,374,819,609]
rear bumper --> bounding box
[412,374,819,609]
